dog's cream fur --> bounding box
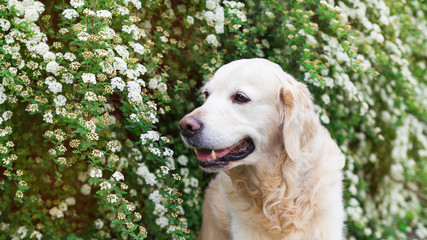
[183,59,345,240]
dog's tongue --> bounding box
[196,147,233,162]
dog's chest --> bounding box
[224,190,278,240]
[230,213,275,240]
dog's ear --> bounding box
[279,77,318,163]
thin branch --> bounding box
[389,174,427,203]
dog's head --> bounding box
[179,58,318,172]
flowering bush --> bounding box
[0,0,425,239]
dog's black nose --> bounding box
[179,116,202,137]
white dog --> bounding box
[179,58,345,240]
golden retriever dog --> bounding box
[179,58,345,240]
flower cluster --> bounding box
[0,0,192,239]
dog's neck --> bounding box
[222,145,313,236]
[224,149,293,197]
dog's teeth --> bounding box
[211,150,217,160]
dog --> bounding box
[179,58,345,240]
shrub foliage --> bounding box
[0,0,425,239]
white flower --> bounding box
[110,77,125,91]
[100,181,112,190]
[157,83,167,93]
[99,27,115,40]
[154,203,167,216]
[49,207,64,218]
[160,166,170,174]
[136,64,147,75]
[149,190,163,203]
[59,28,69,34]
[360,102,369,116]
[127,204,135,212]
[265,11,275,18]
[148,77,158,89]
[177,155,188,166]
[206,0,217,10]
[25,8,42,22]
[62,9,79,19]
[30,231,42,240]
[416,224,427,239]
[2,111,12,121]
[48,81,62,93]
[96,10,112,19]
[163,148,173,157]
[321,94,330,104]
[140,130,160,144]
[206,34,219,47]
[112,171,124,181]
[190,177,199,188]
[107,194,118,203]
[77,31,90,41]
[95,219,104,229]
[129,0,142,9]
[214,7,224,33]
[131,42,145,54]
[17,226,28,239]
[70,0,84,8]
[127,80,141,92]
[125,69,138,80]
[235,11,247,22]
[128,91,142,104]
[78,172,88,182]
[160,36,168,42]
[320,113,330,124]
[0,19,11,31]
[129,113,139,122]
[155,216,169,228]
[116,5,130,15]
[107,140,122,152]
[364,228,372,236]
[113,57,127,72]
[89,167,103,178]
[84,92,97,101]
[148,145,162,156]
[122,24,136,34]
[46,61,61,76]
[186,16,194,25]
[0,87,6,105]
[92,149,104,158]
[57,157,67,164]
[203,11,215,22]
[45,77,63,93]
[81,73,97,84]
[58,201,68,211]
[64,52,76,61]
[65,197,76,206]
[114,45,129,59]
[87,132,99,141]
[83,8,96,17]
[43,52,56,62]
[127,81,142,103]
[43,112,53,123]
[137,163,157,186]
[306,34,318,46]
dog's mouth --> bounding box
[195,138,255,169]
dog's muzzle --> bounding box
[179,115,255,169]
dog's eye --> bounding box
[202,90,209,99]
[233,92,250,104]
